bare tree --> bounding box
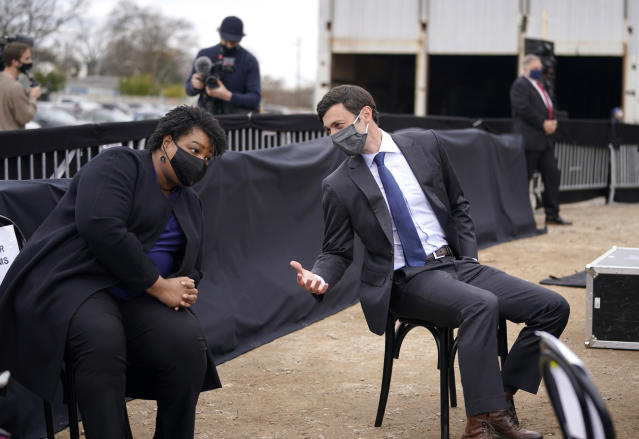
[0,0,88,41]
[262,75,314,111]
[99,0,197,84]
[74,18,106,76]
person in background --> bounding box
[0,42,41,130]
[510,54,571,225]
[186,15,261,115]
[610,106,623,123]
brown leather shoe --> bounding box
[461,414,497,439]
[505,398,520,427]
[487,408,542,439]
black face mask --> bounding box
[330,111,368,156]
[18,62,32,73]
[165,144,208,186]
[222,45,237,56]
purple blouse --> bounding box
[109,188,186,300]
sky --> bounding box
[86,0,320,88]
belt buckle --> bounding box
[433,247,446,260]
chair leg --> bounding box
[394,323,414,359]
[447,328,457,408]
[498,318,508,368]
[62,365,81,439]
[43,400,55,439]
[438,328,450,439]
[375,317,397,427]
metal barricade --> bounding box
[2,139,148,180]
[1,129,326,180]
[608,144,639,203]
[554,142,610,192]
[3,130,620,194]
[224,128,326,152]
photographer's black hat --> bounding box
[219,16,245,42]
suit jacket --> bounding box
[311,131,477,335]
[0,147,221,401]
[510,75,554,152]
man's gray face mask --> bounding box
[330,112,369,156]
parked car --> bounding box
[25,120,42,129]
[81,108,133,123]
[99,102,132,115]
[33,103,90,128]
[133,109,167,121]
[55,96,100,117]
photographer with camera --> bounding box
[0,41,40,131]
[186,16,261,115]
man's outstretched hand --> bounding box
[290,260,329,295]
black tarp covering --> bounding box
[1,128,538,437]
[2,113,639,160]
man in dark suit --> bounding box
[510,54,571,225]
[290,85,570,439]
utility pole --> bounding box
[295,37,301,109]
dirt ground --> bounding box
[62,197,639,438]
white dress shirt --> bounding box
[362,130,448,270]
[525,76,553,113]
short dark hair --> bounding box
[146,105,227,157]
[2,42,30,69]
[316,84,379,124]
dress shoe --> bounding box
[461,414,496,439]
[487,408,543,439]
[545,214,572,225]
[505,398,520,427]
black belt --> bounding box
[424,245,453,263]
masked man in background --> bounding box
[0,42,41,130]
[510,54,571,225]
[185,16,261,115]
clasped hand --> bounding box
[543,119,557,135]
[147,276,198,311]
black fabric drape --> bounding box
[1,128,537,437]
[3,114,636,160]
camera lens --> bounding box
[205,75,219,89]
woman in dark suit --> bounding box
[0,105,226,438]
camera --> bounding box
[193,52,236,91]
[0,34,35,70]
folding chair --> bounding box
[375,311,508,439]
[537,331,615,439]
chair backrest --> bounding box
[536,331,615,439]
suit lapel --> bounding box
[524,77,549,115]
[348,155,394,246]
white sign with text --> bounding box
[0,225,20,284]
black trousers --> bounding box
[525,147,562,216]
[390,257,570,417]
[66,291,208,439]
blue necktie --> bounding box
[373,152,427,266]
